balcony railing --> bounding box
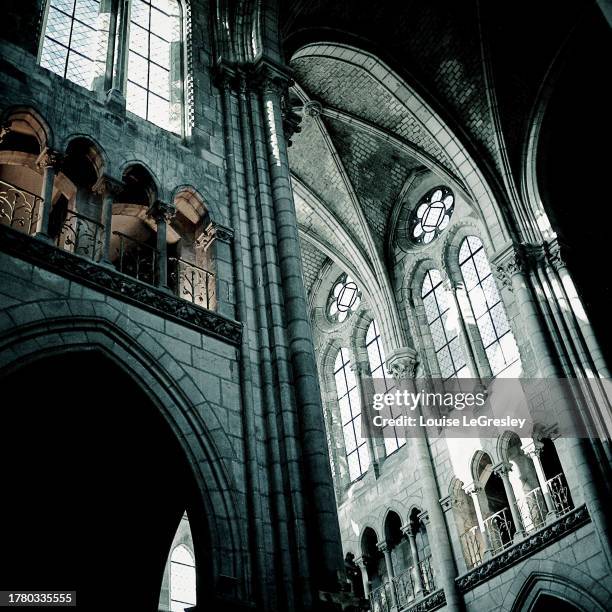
[370,557,436,612]
[546,473,573,516]
[484,507,514,555]
[57,210,104,261]
[112,230,158,286]
[517,487,548,533]
[370,581,393,612]
[0,179,40,235]
[169,257,214,309]
[460,526,483,569]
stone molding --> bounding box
[386,346,419,379]
[404,588,446,612]
[455,505,591,593]
[0,225,242,345]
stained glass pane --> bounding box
[45,7,72,45]
[40,38,68,76]
[75,0,100,24]
[70,20,96,58]
[131,0,149,27]
[65,51,93,88]
[459,236,521,376]
[129,23,148,55]
[327,274,361,322]
[150,33,170,68]
[40,0,102,88]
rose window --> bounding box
[327,274,361,323]
[411,186,454,244]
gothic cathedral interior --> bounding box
[0,1,611,611]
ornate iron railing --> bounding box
[370,581,393,612]
[390,557,436,611]
[393,567,417,610]
[112,230,158,285]
[418,556,435,595]
[484,507,514,555]
[517,487,548,533]
[460,526,483,569]
[0,179,41,235]
[56,209,104,261]
[168,257,214,309]
[546,473,573,516]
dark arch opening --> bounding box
[0,351,211,610]
[531,594,582,612]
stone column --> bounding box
[35,148,63,241]
[494,462,525,539]
[386,348,462,611]
[355,557,370,598]
[255,62,346,597]
[377,542,398,610]
[401,524,423,595]
[196,221,233,313]
[106,0,129,108]
[522,442,555,518]
[147,200,175,290]
[463,483,491,558]
[93,174,123,265]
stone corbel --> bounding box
[36,147,63,171]
[386,346,419,380]
[197,221,234,250]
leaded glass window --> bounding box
[40,0,102,89]
[421,269,469,379]
[459,236,521,376]
[366,320,405,455]
[411,186,454,245]
[170,545,196,612]
[127,0,181,132]
[327,273,361,323]
[334,348,369,481]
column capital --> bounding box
[386,347,419,380]
[350,359,370,375]
[493,461,513,477]
[198,221,234,248]
[418,509,430,526]
[521,440,543,458]
[92,174,123,198]
[36,147,63,170]
[376,541,390,554]
[463,481,482,496]
[400,523,416,537]
[147,200,175,223]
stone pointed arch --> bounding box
[0,308,248,598]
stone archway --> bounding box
[0,350,214,610]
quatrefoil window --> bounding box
[327,274,361,323]
[411,186,454,245]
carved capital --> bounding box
[493,461,513,477]
[376,541,389,554]
[493,246,525,289]
[198,221,233,248]
[386,346,419,380]
[148,200,176,223]
[36,147,63,170]
[93,175,123,198]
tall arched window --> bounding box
[127,0,183,132]
[170,544,196,611]
[366,320,405,455]
[421,269,469,379]
[459,236,521,376]
[39,0,103,89]
[334,348,369,481]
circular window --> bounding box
[327,273,361,323]
[410,186,454,245]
